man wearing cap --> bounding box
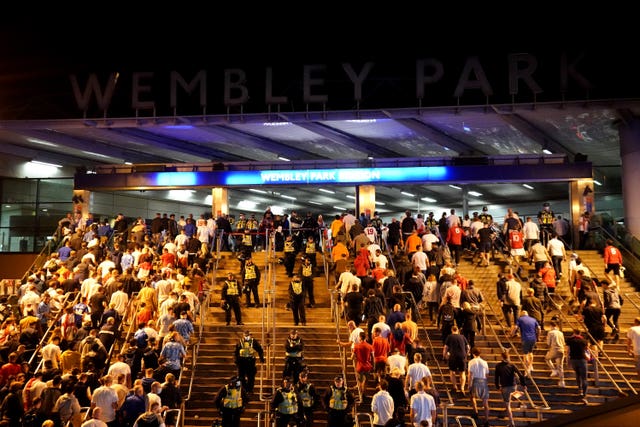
[221,272,243,326]
[271,376,299,427]
[242,258,260,307]
[323,374,354,427]
[537,202,555,246]
[234,330,264,393]
[214,375,248,427]
[296,370,319,427]
[283,329,305,381]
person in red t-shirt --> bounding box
[603,239,624,284]
[352,331,374,395]
[539,261,557,296]
[371,327,390,382]
[509,229,526,266]
[447,224,464,266]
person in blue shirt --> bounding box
[512,310,541,376]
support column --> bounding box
[569,179,594,247]
[211,187,229,218]
[357,185,376,221]
[619,119,640,237]
[462,187,469,218]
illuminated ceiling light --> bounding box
[168,190,194,201]
[593,180,602,186]
[542,149,553,155]
[26,138,58,147]
[29,160,62,168]
[204,195,212,204]
[308,201,323,205]
[449,184,462,190]
[81,151,111,159]
[401,191,415,197]
[522,184,534,190]
[318,188,335,194]
[346,195,356,200]
[421,197,437,203]
[278,156,291,162]
[249,189,267,194]
[270,206,285,215]
[281,195,296,200]
[263,121,291,127]
[333,206,345,210]
[4,205,10,208]
[367,155,374,160]
[163,125,194,130]
[237,200,258,209]
[468,191,483,197]
[375,201,386,206]
[462,123,471,132]
[346,119,377,123]
[124,161,132,165]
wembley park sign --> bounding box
[69,53,596,116]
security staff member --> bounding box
[303,235,318,273]
[283,234,298,277]
[271,376,300,427]
[296,370,319,427]
[289,275,307,326]
[242,258,261,307]
[214,376,248,427]
[283,329,305,381]
[538,202,555,246]
[234,330,265,393]
[240,229,254,259]
[323,374,354,427]
[221,272,243,326]
[299,256,316,308]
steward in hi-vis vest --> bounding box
[323,375,354,427]
[242,258,261,307]
[234,330,264,393]
[221,272,243,326]
[289,275,306,326]
[214,376,248,427]
[270,377,300,427]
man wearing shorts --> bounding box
[512,310,541,376]
[467,347,490,427]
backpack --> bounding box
[441,304,454,323]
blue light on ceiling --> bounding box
[155,172,198,186]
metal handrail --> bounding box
[551,292,638,396]
[330,289,350,392]
[481,292,550,411]
[20,238,56,284]
[29,290,80,370]
[624,292,640,315]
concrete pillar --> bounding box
[357,185,376,220]
[462,188,469,218]
[211,188,229,218]
[569,179,594,247]
[619,119,640,237]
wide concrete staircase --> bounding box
[180,244,640,427]
[181,248,345,427]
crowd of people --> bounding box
[0,201,635,427]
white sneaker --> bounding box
[550,370,558,377]
[558,381,566,387]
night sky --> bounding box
[1,7,636,119]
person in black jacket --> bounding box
[234,330,265,394]
[494,351,526,426]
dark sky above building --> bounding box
[0,7,636,118]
